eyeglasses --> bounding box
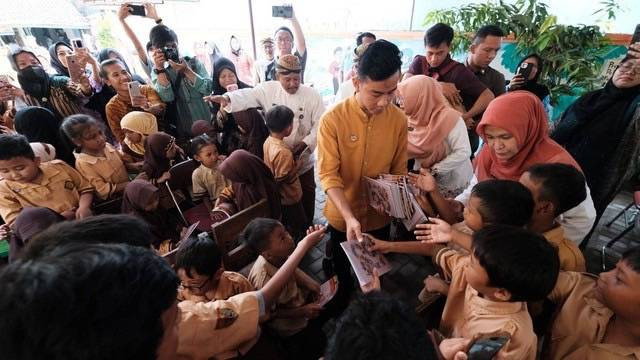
[179,276,210,292]
[618,62,640,76]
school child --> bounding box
[244,217,326,360]
[176,232,253,302]
[0,134,94,225]
[139,131,185,186]
[546,246,640,359]
[519,163,586,272]
[120,111,158,169]
[189,134,230,212]
[61,115,129,201]
[263,105,307,238]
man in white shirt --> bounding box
[254,37,275,84]
[206,54,325,225]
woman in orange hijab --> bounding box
[455,91,596,243]
[398,75,473,197]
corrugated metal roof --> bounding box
[0,0,90,29]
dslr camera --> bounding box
[162,46,179,62]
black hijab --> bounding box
[516,54,550,101]
[8,48,52,102]
[212,57,250,96]
[14,106,75,165]
[48,42,72,77]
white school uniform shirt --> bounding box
[455,174,597,244]
[225,81,325,175]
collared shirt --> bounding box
[151,57,213,138]
[105,85,165,143]
[547,271,640,360]
[226,81,325,175]
[408,54,487,111]
[248,255,314,337]
[465,58,506,97]
[543,225,586,272]
[0,160,93,224]
[263,136,302,205]
[179,271,254,303]
[177,291,262,360]
[74,143,129,200]
[436,248,537,360]
[317,95,408,232]
[192,163,230,202]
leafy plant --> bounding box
[424,0,614,104]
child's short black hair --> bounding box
[622,246,640,273]
[525,163,587,216]
[471,179,534,227]
[357,40,402,82]
[175,234,222,277]
[61,114,101,143]
[265,105,294,133]
[356,32,376,46]
[241,217,282,254]
[472,224,560,302]
[424,23,454,47]
[189,134,220,158]
[0,134,34,161]
[325,292,438,360]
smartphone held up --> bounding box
[272,5,293,18]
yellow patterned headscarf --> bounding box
[120,111,158,155]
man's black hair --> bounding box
[424,23,454,47]
[622,246,640,273]
[265,105,294,133]
[472,25,505,44]
[241,217,282,254]
[274,26,294,40]
[0,242,178,360]
[472,224,560,302]
[356,32,376,46]
[23,214,153,260]
[176,233,223,277]
[325,292,438,360]
[99,58,127,80]
[525,163,587,216]
[357,40,402,81]
[471,179,534,227]
[149,24,179,48]
[0,134,35,161]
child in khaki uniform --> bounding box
[519,163,586,272]
[546,247,640,359]
[62,115,130,201]
[244,218,326,360]
[175,231,253,302]
[0,134,94,225]
[189,134,230,212]
[263,105,306,238]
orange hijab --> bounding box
[475,91,581,181]
[398,75,461,167]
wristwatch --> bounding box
[153,68,166,75]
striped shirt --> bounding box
[23,76,87,120]
[105,85,165,143]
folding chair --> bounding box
[212,199,269,274]
[165,159,213,231]
[601,190,640,271]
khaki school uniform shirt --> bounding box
[548,271,640,360]
[317,96,408,232]
[74,143,129,200]
[435,248,537,360]
[0,160,93,225]
[263,136,302,205]
[177,292,261,360]
[191,164,230,202]
[248,255,313,337]
[179,271,254,303]
[543,225,586,272]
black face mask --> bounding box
[17,65,51,100]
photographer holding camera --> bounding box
[150,24,212,140]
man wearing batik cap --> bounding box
[334,43,370,104]
[254,37,275,84]
[206,54,324,225]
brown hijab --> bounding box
[122,179,172,246]
[10,207,63,262]
[218,150,281,219]
[143,132,175,179]
[234,109,269,159]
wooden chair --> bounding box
[212,199,269,273]
[165,159,211,230]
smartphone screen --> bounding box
[468,335,510,360]
[272,5,293,18]
[631,24,640,44]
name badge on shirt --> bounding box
[349,134,358,142]
[64,181,75,190]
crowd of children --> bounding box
[0,8,638,360]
